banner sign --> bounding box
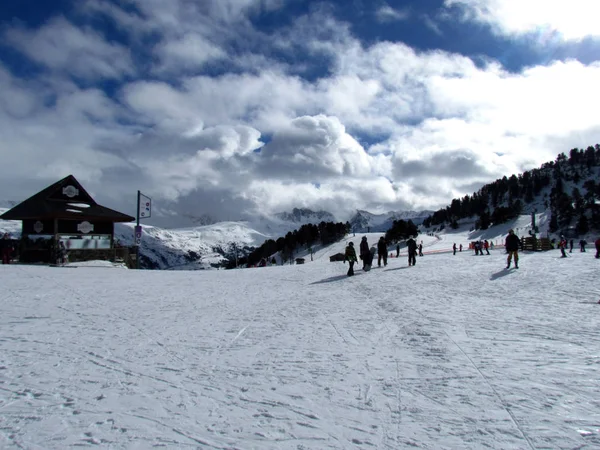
[139,192,152,219]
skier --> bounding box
[459,243,463,252]
[407,236,417,266]
[344,242,358,276]
[377,237,388,267]
[569,239,574,253]
[453,243,457,255]
[418,241,423,257]
[396,243,400,258]
[558,236,567,258]
[359,236,370,270]
[505,229,520,269]
[579,239,587,252]
[484,240,490,255]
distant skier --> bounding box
[505,229,520,269]
[569,239,574,253]
[344,242,358,276]
[484,240,490,255]
[407,236,417,266]
[377,237,388,267]
[396,243,400,258]
[1,233,12,265]
[459,243,463,252]
[418,241,423,257]
[453,243,457,255]
[579,239,587,252]
[558,236,568,258]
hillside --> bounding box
[423,145,600,236]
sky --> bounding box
[1,0,600,227]
[1,218,600,448]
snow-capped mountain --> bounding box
[274,207,336,224]
[348,209,433,233]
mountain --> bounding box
[348,209,434,233]
[274,207,335,224]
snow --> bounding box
[1,220,600,449]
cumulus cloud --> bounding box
[1,3,600,225]
[445,0,600,41]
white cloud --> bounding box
[2,7,600,224]
[445,0,600,41]
[4,17,134,79]
[154,33,226,72]
[375,5,410,23]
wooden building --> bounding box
[0,175,135,264]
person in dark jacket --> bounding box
[396,243,400,257]
[344,242,358,276]
[569,239,574,253]
[359,236,371,270]
[377,237,388,267]
[453,243,457,255]
[406,237,417,266]
[418,241,423,256]
[505,229,520,269]
[579,239,587,252]
[595,238,600,258]
[1,233,12,264]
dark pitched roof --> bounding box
[0,175,135,222]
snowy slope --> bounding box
[1,222,599,449]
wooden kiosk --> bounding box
[0,175,135,264]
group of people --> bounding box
[344,235,421,276]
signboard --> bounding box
[134,225,142,246]
[77,221,94,234]
[139,193,152,219]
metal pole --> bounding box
[136,190,140,270]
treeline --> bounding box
[384,219,418,243]
[236,221,351,268]
[423,144,600,233]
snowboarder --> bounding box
[377,237,388,267]
[505,229,520,269]
[344,242,358,276]
[407,236,417,266]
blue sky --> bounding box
[1,0,599,226]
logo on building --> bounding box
[33,221,44,233]
[63,185,79,198]
[77,221,94,234]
